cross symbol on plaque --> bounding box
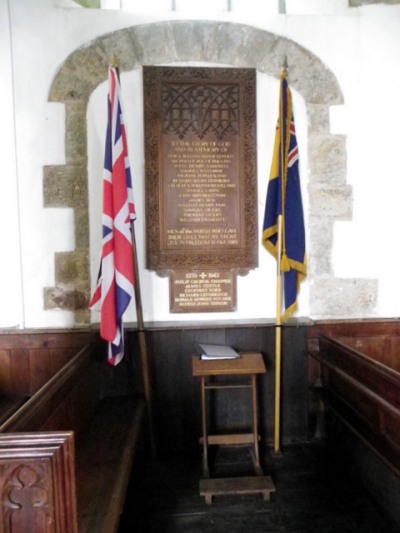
[200,272,207,279]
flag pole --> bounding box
[274,57,288,455]
[113,55,156,456]
[274,216,283,454]
[131,223,157,456]
[265,57,306,454]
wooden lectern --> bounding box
[192,352,275,504]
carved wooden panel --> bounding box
[0,432,77,533]
[143,66,258,272]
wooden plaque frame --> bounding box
[143,66,258,274]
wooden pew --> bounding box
[309,334,400,477]
[0,340,145,533]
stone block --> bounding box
[130,23,175,65]
[308,184,352,219]
[54,249,89,287]
[203,23,277,67]
[298,59,343,105]
[169,20,219,62]
[74,207,89,248]
[74,308,90,325]
[263,44,343,106]
[310,278,378,318]
[49,62,88,103]
[44,286,89,311]
[65,102,87,163]
[308,134,347,184]
[308,249,332,278]
[43,164,88,208]
[306,104,331,134]
[102,29,142,71]
[308,216,335,276]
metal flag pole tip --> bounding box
[111,53,119,68]
[282,56,288,76]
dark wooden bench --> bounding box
[309,334,400,477]
[0,340,145,533]
[0,394,29,425]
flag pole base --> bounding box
[271,449,283,459]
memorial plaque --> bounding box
[143,66,258,272]
[170,270,236,313]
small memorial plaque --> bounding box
[170,270,236,313]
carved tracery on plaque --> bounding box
[162,83,240,140]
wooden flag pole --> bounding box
[112,55,156,456]
[274,57,288,454]
[131,224,157,456]
[274,215,283,454]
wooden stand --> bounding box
[192,352,275,504]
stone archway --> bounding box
[43,20,377,324]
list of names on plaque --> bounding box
[164,134,240,250]
[170,270,236,313]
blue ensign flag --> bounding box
[262,72,306,321]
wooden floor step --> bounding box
[199,476,275,504]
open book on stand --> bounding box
[196,343,240,360]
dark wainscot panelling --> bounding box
[129,320,310,455]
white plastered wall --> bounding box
[1,0,400,328]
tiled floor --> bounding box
[119,444,398,533]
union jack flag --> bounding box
[262,72,306,321]
[89,66,136,365]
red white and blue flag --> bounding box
[89,66,136,366]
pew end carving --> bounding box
[0,432,77,532]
